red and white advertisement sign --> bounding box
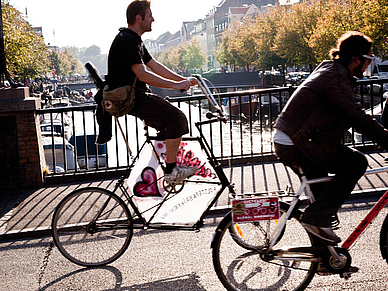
[232,197,280,223]
[127,139,222,224]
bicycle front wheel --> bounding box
[229,201,288,250]
[212,211,317,291]
[52,187,133,267]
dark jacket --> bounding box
[274,60,388,165]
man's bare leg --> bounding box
[164,137,198,184]
[165,137,182,163]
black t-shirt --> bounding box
[107,28,152,90]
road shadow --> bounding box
[38,266,206,291]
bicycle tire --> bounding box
[52,187,133,267]
[229,201,288,250]
[212,206,317,291]
[380,212,388,262]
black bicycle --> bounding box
[52,62,257,266]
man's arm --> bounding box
[146,59,185,82]
[131,62,191,91]
[325,74,388,149]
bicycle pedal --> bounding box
[340,266,359,279]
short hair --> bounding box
[126,0,151,25]
[329,31,373,64]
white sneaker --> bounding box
[164,165,199,184]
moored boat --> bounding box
[69,134,107,168]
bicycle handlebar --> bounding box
[186,74,227,123]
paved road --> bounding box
[1,195,388,291]
[1,151,388,290]
[1,151,388,241]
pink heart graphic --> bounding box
[133,167,162,197]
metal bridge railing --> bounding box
[37,78,388,177]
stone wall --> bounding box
[0,87,45,189]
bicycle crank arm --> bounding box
[273,246,328,255]
[265,246,327,262]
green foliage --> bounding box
[180,38,206,73]
[2,3,103,79]
[49,49,84,76]
[2,2,50,79]
[155,38,206,73]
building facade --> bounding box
[145,0,282,72]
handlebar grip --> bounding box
[195,118,220,126]
[206,111,214,119]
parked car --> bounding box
[69,134,107,168]
[297,72,310,84]
[285,72,299,85]
[286,71,310,85]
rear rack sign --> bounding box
[232,197,280,222]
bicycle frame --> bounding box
[342,167,388,249]
[268,165,388,257]
[106,77,235,231]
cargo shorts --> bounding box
[130,90,189,139]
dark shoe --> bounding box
[301,222,341,243]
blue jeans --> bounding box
[274,143,368,227]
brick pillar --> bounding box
[0,87,45,189]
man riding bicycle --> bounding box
[108,0,198,184]
[273,31,388,243]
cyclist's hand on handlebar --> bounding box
[176,79,192,92]
[189,77,198,86]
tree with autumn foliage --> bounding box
[156,46,183,71]
[2,2,50,80]
[309,0,388,62]
[180,38,206,73]
[218,19,259,72]
[155,38,206,73]
[272,1,318,71]
[216,0,388,72]
[360,0,388,58]
[49,49,84,77]
[252,6,287,73]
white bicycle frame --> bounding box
[269,165,388,250]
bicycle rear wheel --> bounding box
[52,187,133,267]
[212,210,317,291]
